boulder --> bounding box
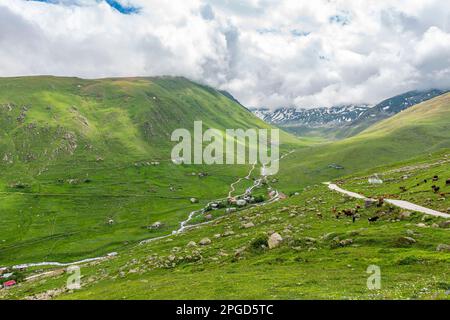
[236,199,247,207]
[399,211,412,220]
[436,244,450,252]
[186,241,197,248]
[416,223,427,228]
[199,238,211,246]
[397,236,416,245]
[339,239,353,247]
[149,221,163,229]
[268,233,283,249]
[322,232,338,240]
[223,230,235,237]
[242,222,255,229]
[226,208,237,214]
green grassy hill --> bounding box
[277,93,450,193]
[0,76,302,266]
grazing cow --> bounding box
[432,185,440,193]
[446,178,450,186]
[376,197,384,207]
[433,175,439,182]
[368,216,380,223]
[399,186,407,192]
[424,179,428,183]
[343,209,354,217]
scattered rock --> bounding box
[339,239,353,247]
[416,223,427,228]
[322,232,337,240]
[236,199,247,207]
[226,208,237,214]
[347,230,360,237]
[268,233,283,249]
[303,237,317,243]
[242,222,255,229]
[436,244,450,252]
[199,238,211,246]
[186,241,197,248]
[397,236,417,245]
[149,221,163,229]
[222,230,235,237]
[399,211,412,220]
[234,246,247,257]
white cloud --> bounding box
[1,0,450,108]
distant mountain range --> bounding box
[251,104,371,126]
[251,89,449,139]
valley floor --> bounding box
[1,164,449,299]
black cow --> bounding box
[432,185,441,193]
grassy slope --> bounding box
[0,76,302,266]
[2,153,449,300]
[276,93,450,194]
[337,150,450,213]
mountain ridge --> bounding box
[251,88,449,139]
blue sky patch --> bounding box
[27,0,139,15]
[104,0,139,14]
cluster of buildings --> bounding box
[0,267,17,289]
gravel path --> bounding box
[325,183,450,218]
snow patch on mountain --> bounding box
[251,105,371,127]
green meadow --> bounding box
[0,77,449,300]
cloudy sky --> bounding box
[1,0,450,108]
